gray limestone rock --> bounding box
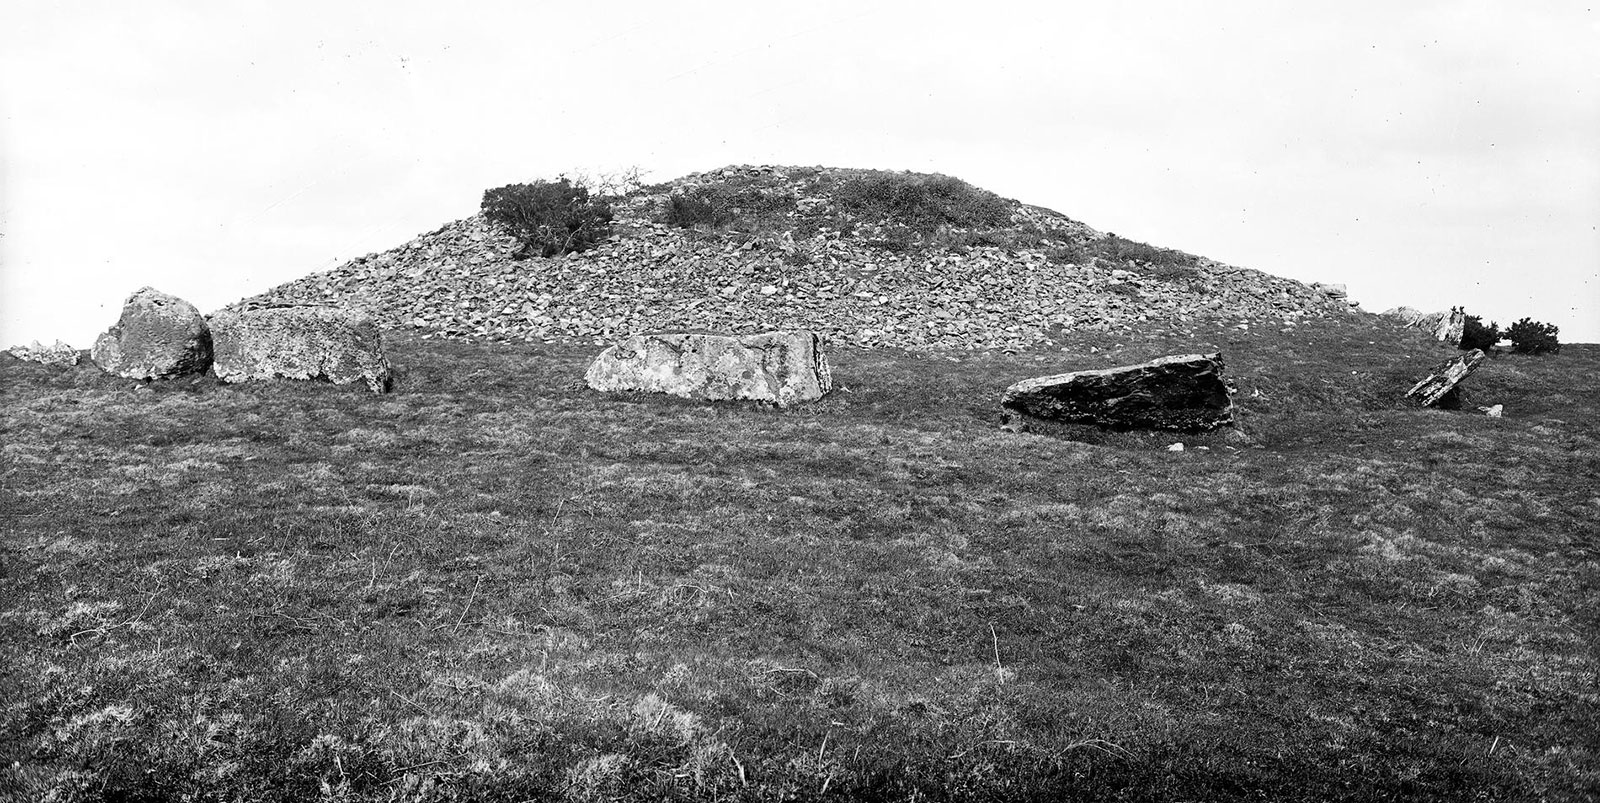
[91,288,212,379]
[1382,306,1425,325]
[1001,353,1235,432]
[1402,308,1466,345]
[1406,348,1485,408]
[7,340,81,366]
[210,304,391,393]
[585,330,832,407]
[1312,282,1348,299]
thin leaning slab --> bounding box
[585,330,832,407]
[209,304,392,393]
[1406,348,1485,408]
[91,287,213,380]
[1001,353,1235,432]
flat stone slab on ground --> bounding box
[585,330,832,407]
[210,304,391,393]
[1001,352,1235,432]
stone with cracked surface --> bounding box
[210,304,391,393]
[1406,349,1485,408]
[1000,353,1235,432]
[585,330,832,407]
[91,287,212,380]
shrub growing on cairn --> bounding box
[481,177,615,259]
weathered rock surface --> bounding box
[1401,307,1466,345]
[1000,353,1235,432]
[6,340,81,366]
[1312,282,1349,301]
[1382,306,1425,324]
[210,304,391,392]
[1406,348,1486,407]
[229,165,1364,352]
[585,330,832,407]
[91,287,212,379]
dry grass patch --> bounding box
[1,328,1596,800]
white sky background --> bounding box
[3,1,1597,345]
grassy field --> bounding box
[2,318,1596,801]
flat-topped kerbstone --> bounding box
[210,304,391,393]
[585,330,832,407]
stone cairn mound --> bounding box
[232,165,1364,352]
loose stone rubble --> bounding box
[1406,349,1486,408]
[1000,353,1235,433]
[91,287,213,380]
[229,165,1363,352]
[585,330,832,407]
[6,340,81,366]
[210,304,392,393]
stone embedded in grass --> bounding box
[209,304,392,393]
[90,287,213,380]
[999,353,1235,432]
[585,330,832,407]
[6,339,81,366]
[1406,348,1486,408]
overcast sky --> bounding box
[3,1,1596,346]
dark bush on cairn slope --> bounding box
[832,171,1014,234]
[481,178,614,258]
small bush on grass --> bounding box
[1505,317,1561,355]
[1458,315,1501,352]
[834,173,1014,234]
[482,177,614,259]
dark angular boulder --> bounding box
[1406,348,1485,408]
[209,304,391,393]
[1001,353,1234,432]
[90,287,212,379]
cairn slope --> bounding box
[235,165,1358,350]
